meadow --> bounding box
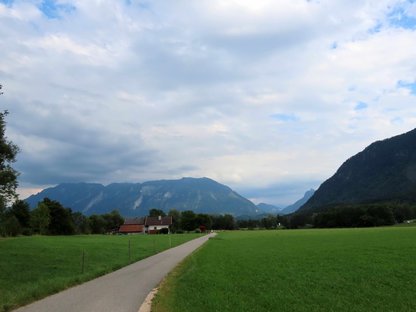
[153,227,416,312]
[0,233,202,312]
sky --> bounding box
[1,0,416,207]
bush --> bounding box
[160,228,169,234]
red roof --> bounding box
[119,216,172,233]
[119,224,144,233]
[145,216,173,226]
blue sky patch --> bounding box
[398,80,416,95]
[137,1,151,10]
[388,4,416,29]
[39,0,76,19]
[354,102,368,111]
[271,113,299,122]
[391,117,404,125]
[0,0,13,6]
[368,22,382,34]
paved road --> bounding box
[14,233,216,312]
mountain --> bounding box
[248,190,315,218]
[25,177,259,217]
[256,203,282,214]
[280,189,315,215]
[299,128,416,214]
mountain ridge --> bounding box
[299,128,416,214]
[25,177,259,217]
[280,189,315,215]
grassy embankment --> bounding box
[0,233,202,312]
[153,228,416,312]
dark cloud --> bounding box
[7,98,157,185]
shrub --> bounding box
[160,228,169,234]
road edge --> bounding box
[137,232,217,312]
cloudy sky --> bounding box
[1,0,416,206]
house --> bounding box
[118,215,173,234]
[118,217,145,234]
[146,216,173,234]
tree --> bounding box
[0,110,20,207]
[168,208,181,233]
[393,204,415,223]
[3,213,21,236]
[30,202,50,235]
[40,198,75,235]
[72,211,91,234]
[149,208,166,217]
[10,200,31,229]
[102,210,124,232]
[289,213,309,229]
[181,210,197,231]
[0,87,20,236]
[276,215,289,227]
[212,214,235,230]
[195,213,212,231]
[0,200,7,235]
[89,214,106,234]
[261,215,277,229]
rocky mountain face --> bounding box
[25,177,259,217]
[299,128,416,214]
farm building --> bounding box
[118,217,145,234]
[146,216,172,234]
[119,216,172,234]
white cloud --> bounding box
[1,0,416,205]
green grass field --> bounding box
[153,228,416,312]
[0,233,202,312]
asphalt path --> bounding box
[14,233,216,312]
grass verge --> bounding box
[152,228,416,312]
[0,233,202,312]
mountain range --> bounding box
[255,189,315,215]
[26,127,416,219]
[256,203,282,214]
[26,177,313,217]
[299,128,416,214]
[26,177,261,217]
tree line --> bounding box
[3,198,414,236]
[152,208,289,232]
[1,201,240,237]
[148,208,236,232]
[0,197,125,236]
[282,202,416,229]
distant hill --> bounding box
[280,189,315,215]
[25,177,259,217]
[299,128,416,214]
[256,203,282,214]
[249,190,315,218]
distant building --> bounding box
[118,217,145,234]
[119,216,172,234]
[145,216,173,234]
